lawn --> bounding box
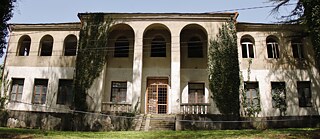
[0,127,319,139]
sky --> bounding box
[2,0,297,64]
[9,0,297,24]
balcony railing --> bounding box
[101,102,132,113]
[180,103,210,114]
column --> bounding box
[170,29,181,114]
[132,30,143,113]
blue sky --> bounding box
[10,0,297,23]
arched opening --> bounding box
[17,35,31,56]
[64,34,77,56]
[241,35,255,58]
[39,35,53,56]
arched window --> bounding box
[241,38,254,58]
[291,38,304,59]
[114,36,129,57]
[188,36,203,58]
[266,37,280,58]
[39,35,53,56]
[17,35,31,56]
[151,36,166,57]
[64,35,77,56]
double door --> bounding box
[146,78,168,114]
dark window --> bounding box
[10,78,24,102]
[292,39,304,59]
[151,36,166,57]
[64,35,77,56]
[188,37,203,58]
[244,82,259,107]
[18,36,31,56]
[40,35,53,56]
[241,38,254,58]
[57,79,74,105]
[297,81,312,107]
[111,81,127,102]
[114,36,129,57]
[188,83,205,103]
[266,38,280,58]
[33,79,48,104]
[271,82,286,108]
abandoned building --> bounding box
[2,12,320,130]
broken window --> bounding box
[40,35,53,56]
[111,81,127,102]
[57,79,74,105]
[297,81,312,107]
[188,83,205,103]
[10,78,24,102]
[241,38,254,58]
[292,38,304,59]
[64,35,77,56]
[151,36,166,57]
[244,82,259,107]
[266,37,280,58]
[188,37,203,58]
[33,79,48,104]
[114,36,129,57]
[17,36,31,56]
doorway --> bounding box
[146,78,168,114]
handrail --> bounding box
[180,103,210,114]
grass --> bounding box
[0,127,319,139]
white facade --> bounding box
[2,13,320,117]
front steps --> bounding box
[136,114,176,131]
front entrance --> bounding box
[146,78,168,114]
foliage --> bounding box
[240,59,261,117]
[270,0,320,69]
[0,0,16,57]
[272,88,287,116]
[208,21,240,116]
[74,14,114,111]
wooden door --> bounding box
[146,78,168,114]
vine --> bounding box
[208,21,240,116]
[74,14,114,111]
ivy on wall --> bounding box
[208,21,240,116]
[74,14,114,111]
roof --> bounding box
[9,22,81,32]
[236,22,306,32]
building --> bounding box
[2,13,320,130]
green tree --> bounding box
[270,0,320,68]
[0,0,16,57]
[208,21,240,116]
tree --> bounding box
[270,0,320,68]
[208,21,240,116]
[0,0,16,58]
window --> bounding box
[151,36,166,57]
[241,38,254,58]
[244,82,259,107]
[114,36,129,57]
[17,36,31,56]
[188,83,205,103]
[40,35,53,56]
[111,81,127,102]
[57,79,74,105]
[64,35,77,56]
[266,37,280,58]
[292,39,304,59]
[271,82,286,108]
[297,81,312,107]
[10,78,24,102]
[188,37,203,58]
[33,79,48,104]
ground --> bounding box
[0,127,319,139]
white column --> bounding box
[170,30,181,114]
[132,30,143,113]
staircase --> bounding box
[148,114,176,131]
